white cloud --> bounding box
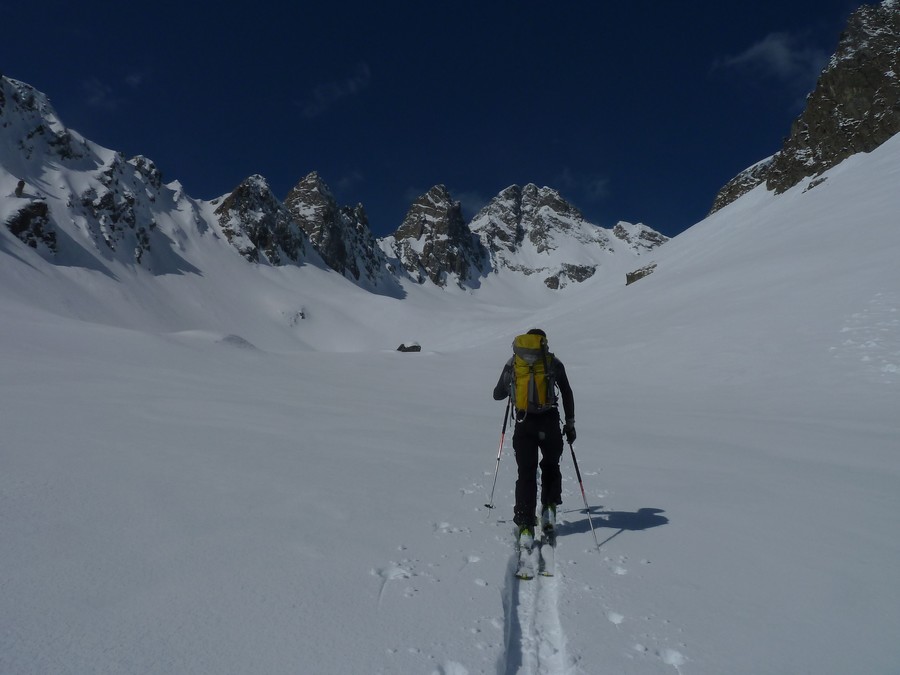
[717,32,829,92]
[336,170,365,195]
[555,167,610,203]
[83,78,120,110]
[124,72,145,89]
[300,63,371,118]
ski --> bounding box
[514,529,537,580]
[538,527,556,576]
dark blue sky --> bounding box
[3,1,861,237]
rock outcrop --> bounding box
[711,0,900,212]
[285,172,389,287]
[213,175,309,265]
[381,185,486,287]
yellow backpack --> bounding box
[511,333,557,414]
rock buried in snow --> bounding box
[218,334,258,350]
[397,342,421,352]
[626,263,657,286]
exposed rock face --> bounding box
[471,184,609,287]
[544,263,597,289]
[69,153,161,263]
[626,262,658,286]
[711,0,900,212]
[612,221,669,252]
[4,200,56,251]
[214,175,309,265]
[0,76,91,163]
[1,76,196,270]
[284,172,388,287]
[477,184,599,255]
[708,157,775,214]
[767,0,900,194]
[382,185,486,287]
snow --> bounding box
[3,118,900,674]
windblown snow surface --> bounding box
[2,136,900,674]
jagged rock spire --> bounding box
[384,185,486,287]
[284,172,391,289]
[214,174,309,265]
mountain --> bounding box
[1,75,161,267]
[711,0,900,212]
[470,184,667,289]
[374,182,668,290]
[284,172,395,291]
[378,184,487,288]
[213,174,313,266]
[1,73,666,296]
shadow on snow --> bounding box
[556,507,669,548]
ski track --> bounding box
[501,546,572,675]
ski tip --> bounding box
[515,572,535,580]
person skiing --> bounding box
[493,328,575,547]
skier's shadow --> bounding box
[556,507,668,548]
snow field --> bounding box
[3,131,900,674]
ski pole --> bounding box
[568,441,601,551]
[485,397,512,509]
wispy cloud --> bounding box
[83,78,121,111]
[555,168,611,203]
[336,170,365,194]
[715,32,828,95]
[124,71,146,89]
[82,71,148,110]
[300,63,371,118]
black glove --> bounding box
[563,421,576,444]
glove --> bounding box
[563,421,576,444]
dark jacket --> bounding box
[493,356,575,424]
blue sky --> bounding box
[3,1,861,237]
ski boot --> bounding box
[541,503,556,533]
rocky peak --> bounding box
[285,172,342,261]
[286,172,335,215]
[472,183,601,255]
[393,185,469,241]
[0,75,92,164]
[2,80,172,267]
[469,184,667,289]
[711,0,900,211]
[384,185,486,287]
[284,172,389,288]
[214,174,309,265]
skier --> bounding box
[493,328,575,548]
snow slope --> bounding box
[2,134,900,674]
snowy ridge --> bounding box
[2,73,665,300]
[470,183,666,290]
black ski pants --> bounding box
[512,410,563,528]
